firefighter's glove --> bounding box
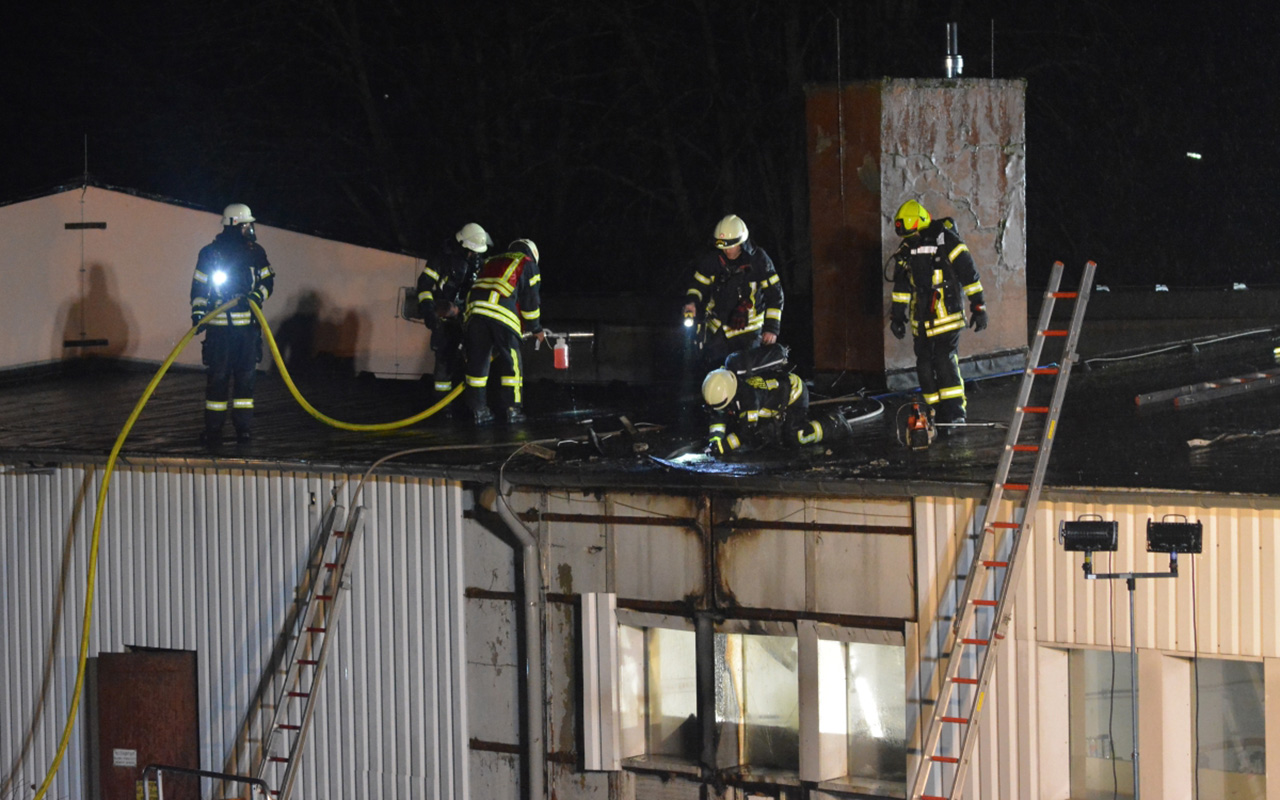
[727,299,752,330]
[706,436,726,456]
[890,318,907,340]
[191,312,205,331]
[247,290,265,307]
[969,305,988,332]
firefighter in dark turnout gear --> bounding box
[888,199,987,424]
[463,239,544,426]
[416,222,492,407]
[700,344,851,455]
[682,214,784,371]
[190,203,275,445]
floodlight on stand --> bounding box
[1147,515,1202,554]
[1057,515,1118,552]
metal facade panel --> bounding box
[0,464,467,800]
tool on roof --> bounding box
[910,261,1094,800]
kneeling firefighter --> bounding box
[700,344,852,455]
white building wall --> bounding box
[0,463,468,800]
[0,186,431,377]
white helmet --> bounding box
[456,222,493,253]
[702,368,738,410]
[222,203,255,226]
[511,238,540,262]
[713,214,748,249]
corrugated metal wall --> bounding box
[914,493,1280,800]
[0,463,468,800]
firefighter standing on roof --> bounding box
[682,214,784,370]
[888,199,988,425]
[463,239,544,426]
[417,222,492,409]
[190,203,274,446]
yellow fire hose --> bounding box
[29,297,462,799]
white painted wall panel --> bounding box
[0,464,468,800]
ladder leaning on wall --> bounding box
[910,261,1096,800]
[252,504,366,800]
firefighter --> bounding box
[462,239,544,426]
[700,344,851,456]
[682,214,784,371]
[416,222,492,409]
[888,199,988,425]
[190,203,275,446]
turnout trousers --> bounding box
[912,329,966,422]
[203,326,261,436]
[430,318,466,400]
[464,316,523,414]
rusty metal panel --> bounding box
[546,521,609,595]
[545,602,578,755]
[807,79,1027,377]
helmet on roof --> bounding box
[510,239,539,262]
[713,214,749,249]
[702,368,738,410]
[893,200,931,237]
[222,203,255,227]
[456,222,493,253]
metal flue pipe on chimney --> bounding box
[945,22,964,78]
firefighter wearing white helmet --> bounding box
[682,213,784,371]
[462,238,545,426]
[190,202,274,447]
[700,344,851,456]
[416,222,494,409]
[888,199,987,425]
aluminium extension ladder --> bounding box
[252,504,365,800]
[909,261,1095,800]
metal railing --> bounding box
[140,764,270,800]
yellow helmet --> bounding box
[894,199,931,237]
[702,368,738,410]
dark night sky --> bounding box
[3,1,1278,297]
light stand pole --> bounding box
[1059,516,1202,800]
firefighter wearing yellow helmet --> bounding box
[889,199,987,425]
[681,214,785,370]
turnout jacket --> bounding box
[465,250,542,336]
[190,229,274,327]
[685,240,784,340]
[416,239,485,329]
[890,218,984,337]
[707,345,816,452]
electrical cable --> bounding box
[1192,554,1200,800]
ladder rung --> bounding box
[973,599,998,607]
[1021,406,1049,413]
[982,560,1009,568]
[1003,483,1029,491]
[333,531,347,537]
[1050,291,1078,298]
[991,521,1020,529]
[1031,367,1059,375]
[288,691,310,698]
[268,757,289,763]
[961,638,989,646]
[305,626,327,633]
[940,716,970,724]
[929,755,960,764]
[1011,444,1039,452]
[278,724,301,730]
[324,563,339,569]
[1040,329,1069,337]
[923,796,949,800]
[298,659,319,665]
[951,677,978,685]
[315,594,334,601]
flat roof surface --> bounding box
[2,322,1279,500]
